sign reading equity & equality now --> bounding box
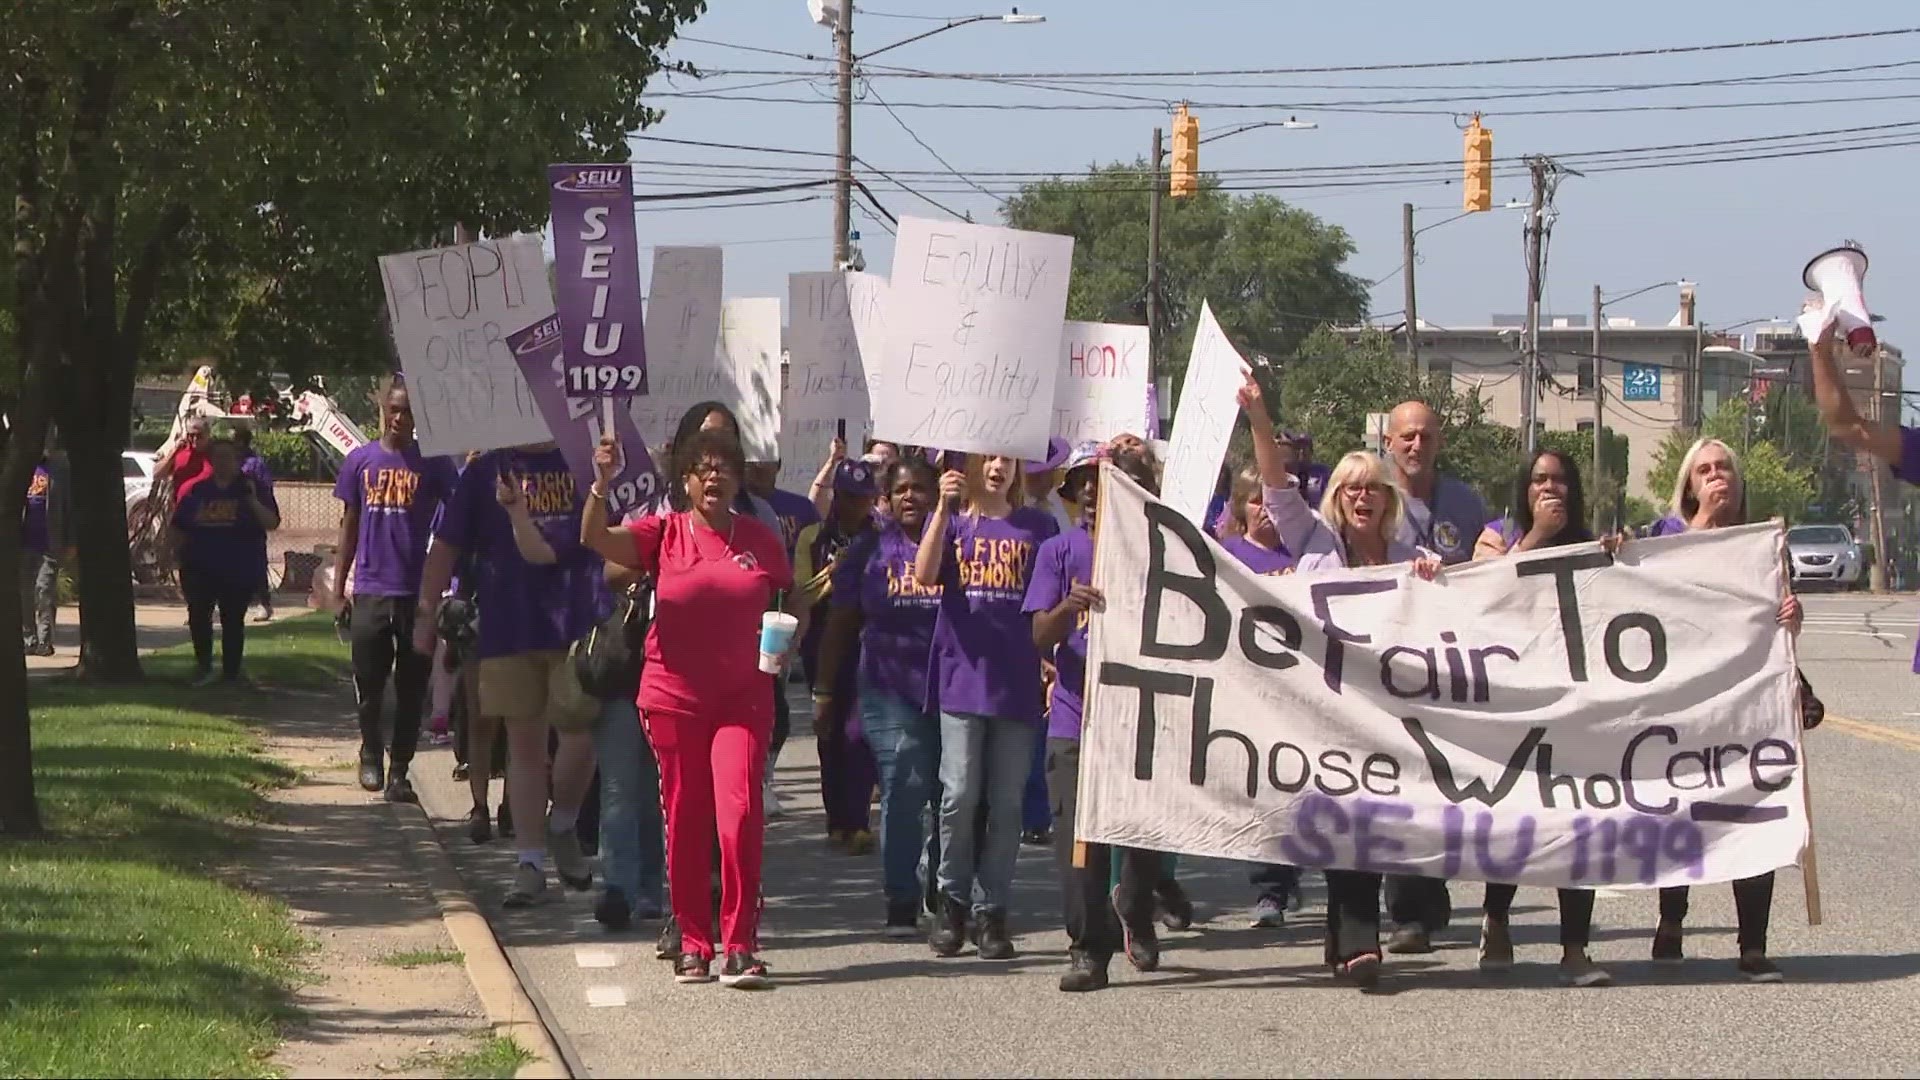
[873,217,1073,461]
[1078,466,1809,891]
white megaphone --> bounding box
[1800,244,1877,357]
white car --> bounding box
[1787,523,1865,590]
[122,450,156,507]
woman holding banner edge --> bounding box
[1627,437,1802,983]
[1469,448,1612,987]
[1239,372,1439,989]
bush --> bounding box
[250,430,319,481]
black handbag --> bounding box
[1797,668,1825,730]
[572,581,652,701]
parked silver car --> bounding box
[1787,523,1864,590]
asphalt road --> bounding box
[408,593,1920,1078]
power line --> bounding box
[673,35,829,62]
[855,162,967,220]
[633,193,826,212]
[630,178,835,202]
[862,81,1006,206]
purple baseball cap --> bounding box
[1026,435,1072,474]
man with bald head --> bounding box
[1380,399,1489,955]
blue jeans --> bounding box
[1021,731,1051,833]
[937,710,1037,916]
[593,696,664,908]
[861,683,941,905]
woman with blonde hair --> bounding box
[1239,372,1437,989]
[913,451,1060,960]
[1635,436,1802,982]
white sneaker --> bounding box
[763,775,785,819]
[503,862,547,907]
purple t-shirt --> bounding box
[1023,525,1093,740]
[21,464,50,554]
[334,441,459,598]
[241,451,274,496]
[1220,534,1294,576]
[763,487,820,562]
[833,523,942,707]
[172,476,276,589]
[433,446,602,659]
[929,506,1059,723]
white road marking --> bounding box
[586,985,628,1008]
[575,948,618,969]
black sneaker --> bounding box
[1386,926,1433,954]
[358,748,385,793]
[1652,921,1684,965]
[720,952,772,989]
[884,899,919,938]
[1155,880,1194,931]
[496,800,514,839]
[657,916,682,960]
[595,887,632,932]
[466,804,492,844]
[1116,886,1160,972]
[1339,951,1383,990]
[929,897,967,958]
[382,770,419,804]
[1020,828,1052,847]
[975,911,1016,961]
[1059,951,1110,992]
[674,953,713,984]
[27,642,55,657]
[1738,951,1784,983]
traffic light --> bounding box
[1463,113,1493,213]
[1169,105,1199,199]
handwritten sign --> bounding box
[508,315,661,519]
[1160,301,1248,526]
[1079,467,1808,889]
[1052,321,1150,444]
[873,217,1073,460]
[547,163,647,396]
[378,235,552,455]
[717,297,783,463]
[779,271,888,489]
[630,246,724,451]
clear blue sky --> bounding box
[623,0,1916,372]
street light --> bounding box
[1397,199,1529,372]
[823,7,1048,266]
[1200,116,1320,145]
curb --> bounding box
[388,802,573,1080]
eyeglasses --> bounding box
[689,462,738,481]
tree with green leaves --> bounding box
[1000,163,1369,391]
[2,0,706,836]
[1646,398,1817,525]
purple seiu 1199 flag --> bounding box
[547,163,648,397]
[1077,465,1810,892]
[508,314,661,520]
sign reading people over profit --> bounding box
[1077,465,1807,890]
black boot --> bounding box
[382,764,419,804]
[1059,951,1110,992]
[358,746,385,793]
[976,910,1016,961]
[929,896,968,958]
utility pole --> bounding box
[1870,350,1890,592]
[1591,282,1604,532]
[832,2,855,268]
[1403,202,1419,374]
[1521,158,1551,457]
[1147,126,1165,435]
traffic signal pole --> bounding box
[1147,126,1164,436]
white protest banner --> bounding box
[378,235,554,455]
[631,246,724,449]
[779,271,887,489]
[717,297,783,463]
[1080,466,1807,891]
[1051,321,1150,445]
[1159,301,1247,527]
[873,217,1072,459]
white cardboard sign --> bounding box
[1159,301,1248,527]
[717,297,784,463]
[378,235,554,455]
[630,245,724,450]
[779,271,887,489]
[873,217,1073,459]
[1052,320,1151,445]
